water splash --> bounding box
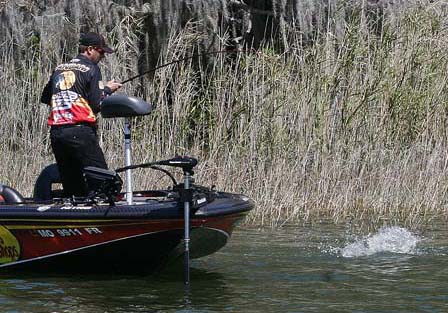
[341,226,420,258]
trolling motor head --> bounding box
[156,157,198,175]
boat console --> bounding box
[83,166,123,205]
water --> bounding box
[1,221,447,312]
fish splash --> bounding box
[341,226,420,258]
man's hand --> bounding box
[106,80,122,93]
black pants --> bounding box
[50,125,107,197]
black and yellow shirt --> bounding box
[41,55,111,126]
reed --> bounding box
[1,1,448,226]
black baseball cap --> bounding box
[79,32,114,53]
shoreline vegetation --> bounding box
[2,1,448,226]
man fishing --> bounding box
[41,32,122,197]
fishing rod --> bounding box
[120,49,245,85]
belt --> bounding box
[51,123,96,129]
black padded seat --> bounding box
[101,94,153,118]
[0,184,25,204]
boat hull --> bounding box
[0,193,253,274]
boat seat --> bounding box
[101,94,153,118]
[0,184,25,204]
[33,163,63,201]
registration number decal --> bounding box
[35,227,102,238]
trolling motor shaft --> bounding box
[182,170,192,285]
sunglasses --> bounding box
[92,46,105,55]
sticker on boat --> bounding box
[37,205,52,212]
[0,225,20,264]
[60,206,92,210]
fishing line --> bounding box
[120,48,250,85]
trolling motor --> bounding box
[101,95,196,285]
[116,156,198,285]
[168,157,197,285]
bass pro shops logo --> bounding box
[0,226,20,264]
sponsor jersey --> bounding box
[41,55,111,126]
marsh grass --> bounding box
[2,1,448,226]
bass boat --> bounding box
[0,95,254,281]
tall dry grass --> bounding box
[1,1,448,226]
